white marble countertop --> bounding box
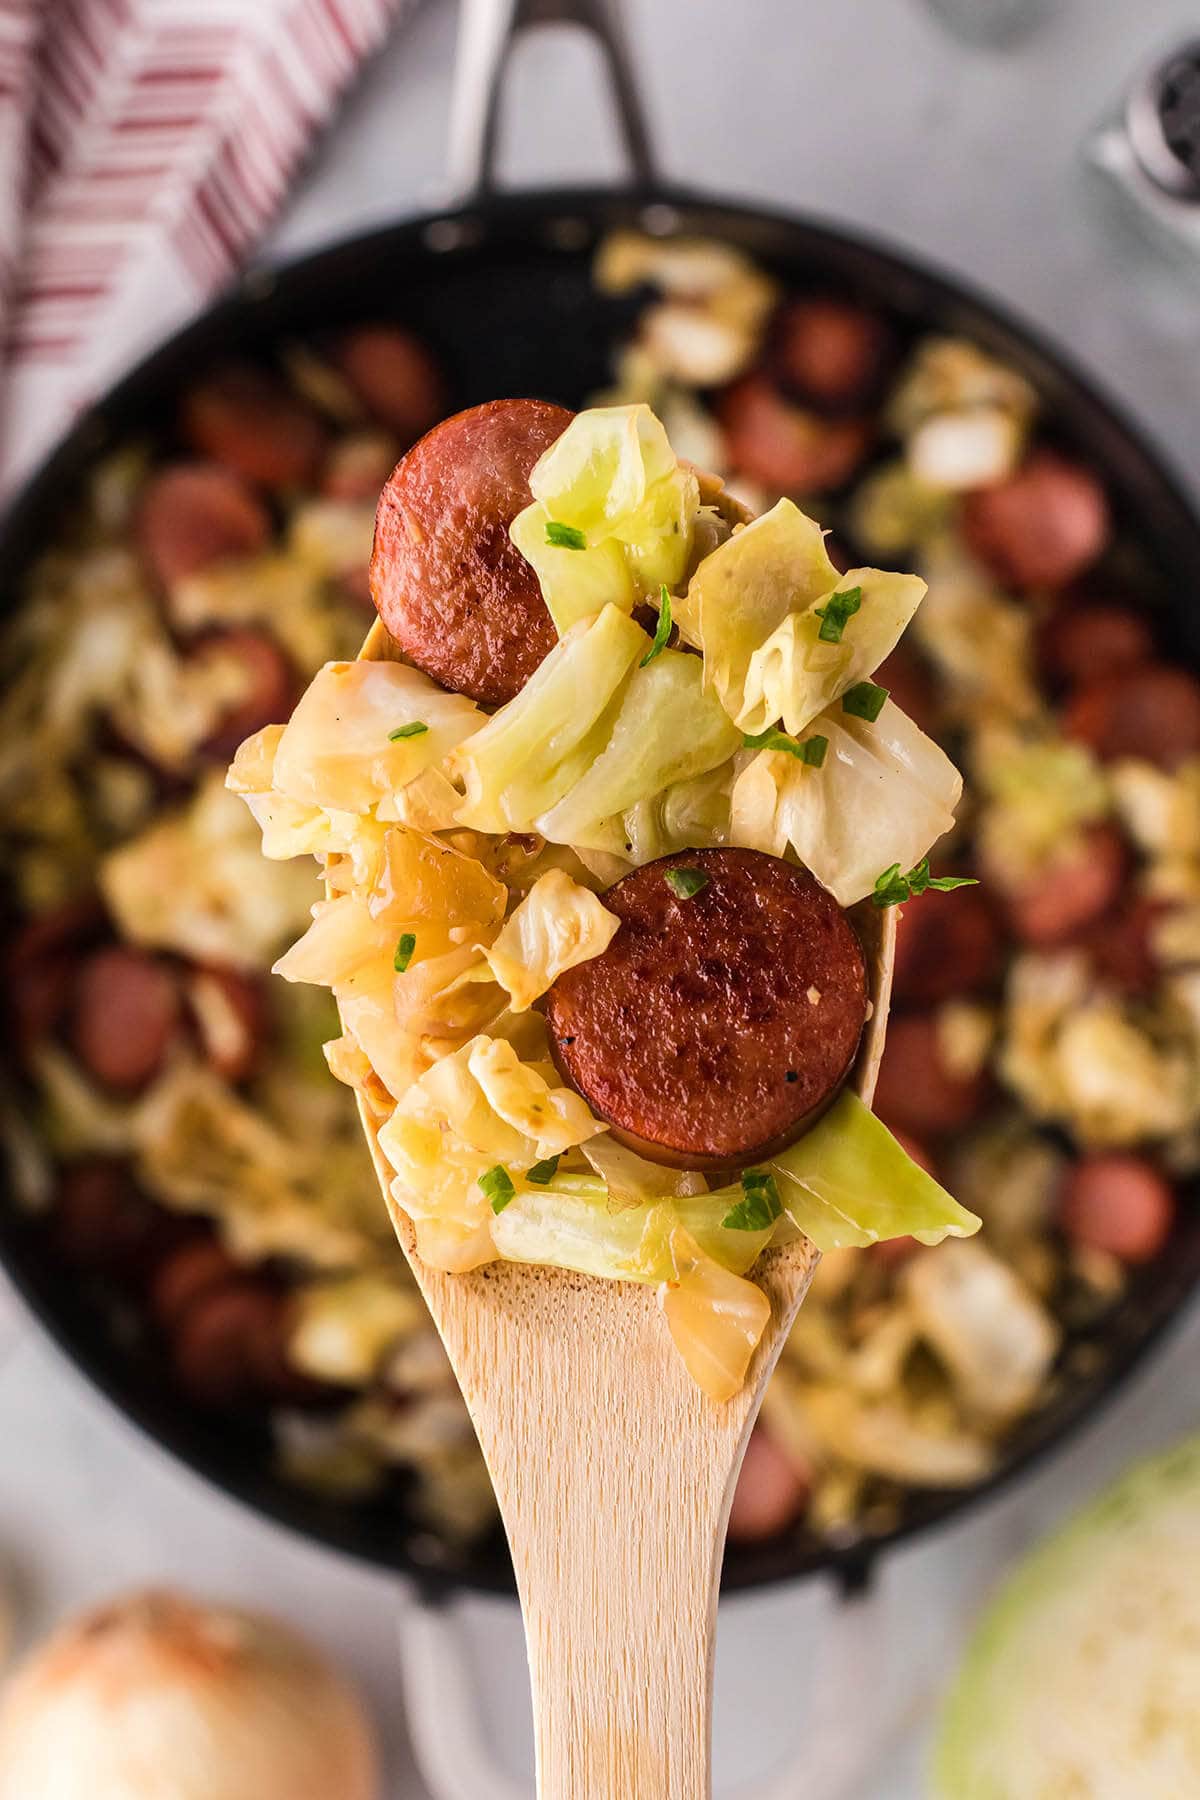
[3,1,1200,1794]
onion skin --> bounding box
[0,1588,380,1800]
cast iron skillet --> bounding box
[2,0,1200,1598]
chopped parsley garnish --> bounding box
[393,932,417,972]
[479,1165,516,1213]
[545,520,587,550]
[664,867,709,899]
[525,1154,561,1186]
[841,680,889,722]
[872,857,980,908]
[814,585,862,644]
[388,721,429,741]
[742,727,828,766]
[640,585,672,667]
[721,1168,783,1232]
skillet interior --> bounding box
[3,185,1200,1598]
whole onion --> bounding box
[0,1588,380,1800]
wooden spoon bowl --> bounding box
[350,480,896,1798]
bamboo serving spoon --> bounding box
[350,483,896,1800]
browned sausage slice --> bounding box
[170,1280,287,1408]
[961,451,1110,590]
[181,363,328,489]
[190,628,296,761]
[135,463,271,589]
[997,823,1127,948]
[1037,600,1154,688]
[774,298,890,409]
[545,848,868,1169]
[371,398,571,704]
[150,1237,241,1330]
[1059,1154,1175,1263]
[185,965,269,1083]
[873,645,938,735]
[892,884,1002,1005]
[71,946,181,1092]
[727,1426,811,1543]
[332,325,446,442]
[871,1012,988,1138]
[1062,663,1200,770]
[1083,895,1165,996]
[50,1160,157,1279]
[718,374,872,494]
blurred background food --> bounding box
[0,1586,380,1800]
[3,228,1197,1568]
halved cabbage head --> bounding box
[934,1432,1200,1799]
[510,403,701,634]
[674,498,926,736]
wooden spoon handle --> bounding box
[509,1424,722,1797]
[454,1276,755,1800]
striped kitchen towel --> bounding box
[0,0,415,500]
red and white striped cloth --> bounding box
[0,0,415,499]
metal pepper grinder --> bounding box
[1088,40,1200,273]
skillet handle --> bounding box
[447,0,656,199]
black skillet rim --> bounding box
[2,181,1199,1599]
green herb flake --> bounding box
[814,585,862,645]
[393,932,417,973]
[479,1164,516,1214]
[640,585,672,667]
[525,1154,561,1186]
[388,721,429,741]
[545,520,587,551]
[721,1168,783,1232]
[665,867,709,899]
[841,680,889,722]
[872,857,980,908]
[742,727,828,766]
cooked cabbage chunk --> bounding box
[675,498,926,735]
[730,699,962,905]
[451,605,647,834]
[535,647,740,851]
[482,869,621,1011]
[510,403,701,635]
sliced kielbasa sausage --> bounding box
[170,1279,290,1409]
[185,965,269,1083]
[873,645,938,735]
[545,847,868,1169]
[189,627,296,762]
[728,1426,811,1543]
[181,363,327,490]
[1037,600,1154,689]
[718,374,872,494]
[1059,1154,1176,1263]
[774,298,890,410]
[371,398,571,705]
[135,463,271,589]
[71,945,182,1092]
[1083,895,1165,996]
[1062,663,1200,771]
[995,823,1127,949]
[332,325,446,443]
[51,1160,158,1279]
[150,1237,241,1331]
[5,896,106,1054]
[961,450,1110,591]
[871,1011,989,1139]
[892,884,1002,1006]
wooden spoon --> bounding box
[350,486,896,1799]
